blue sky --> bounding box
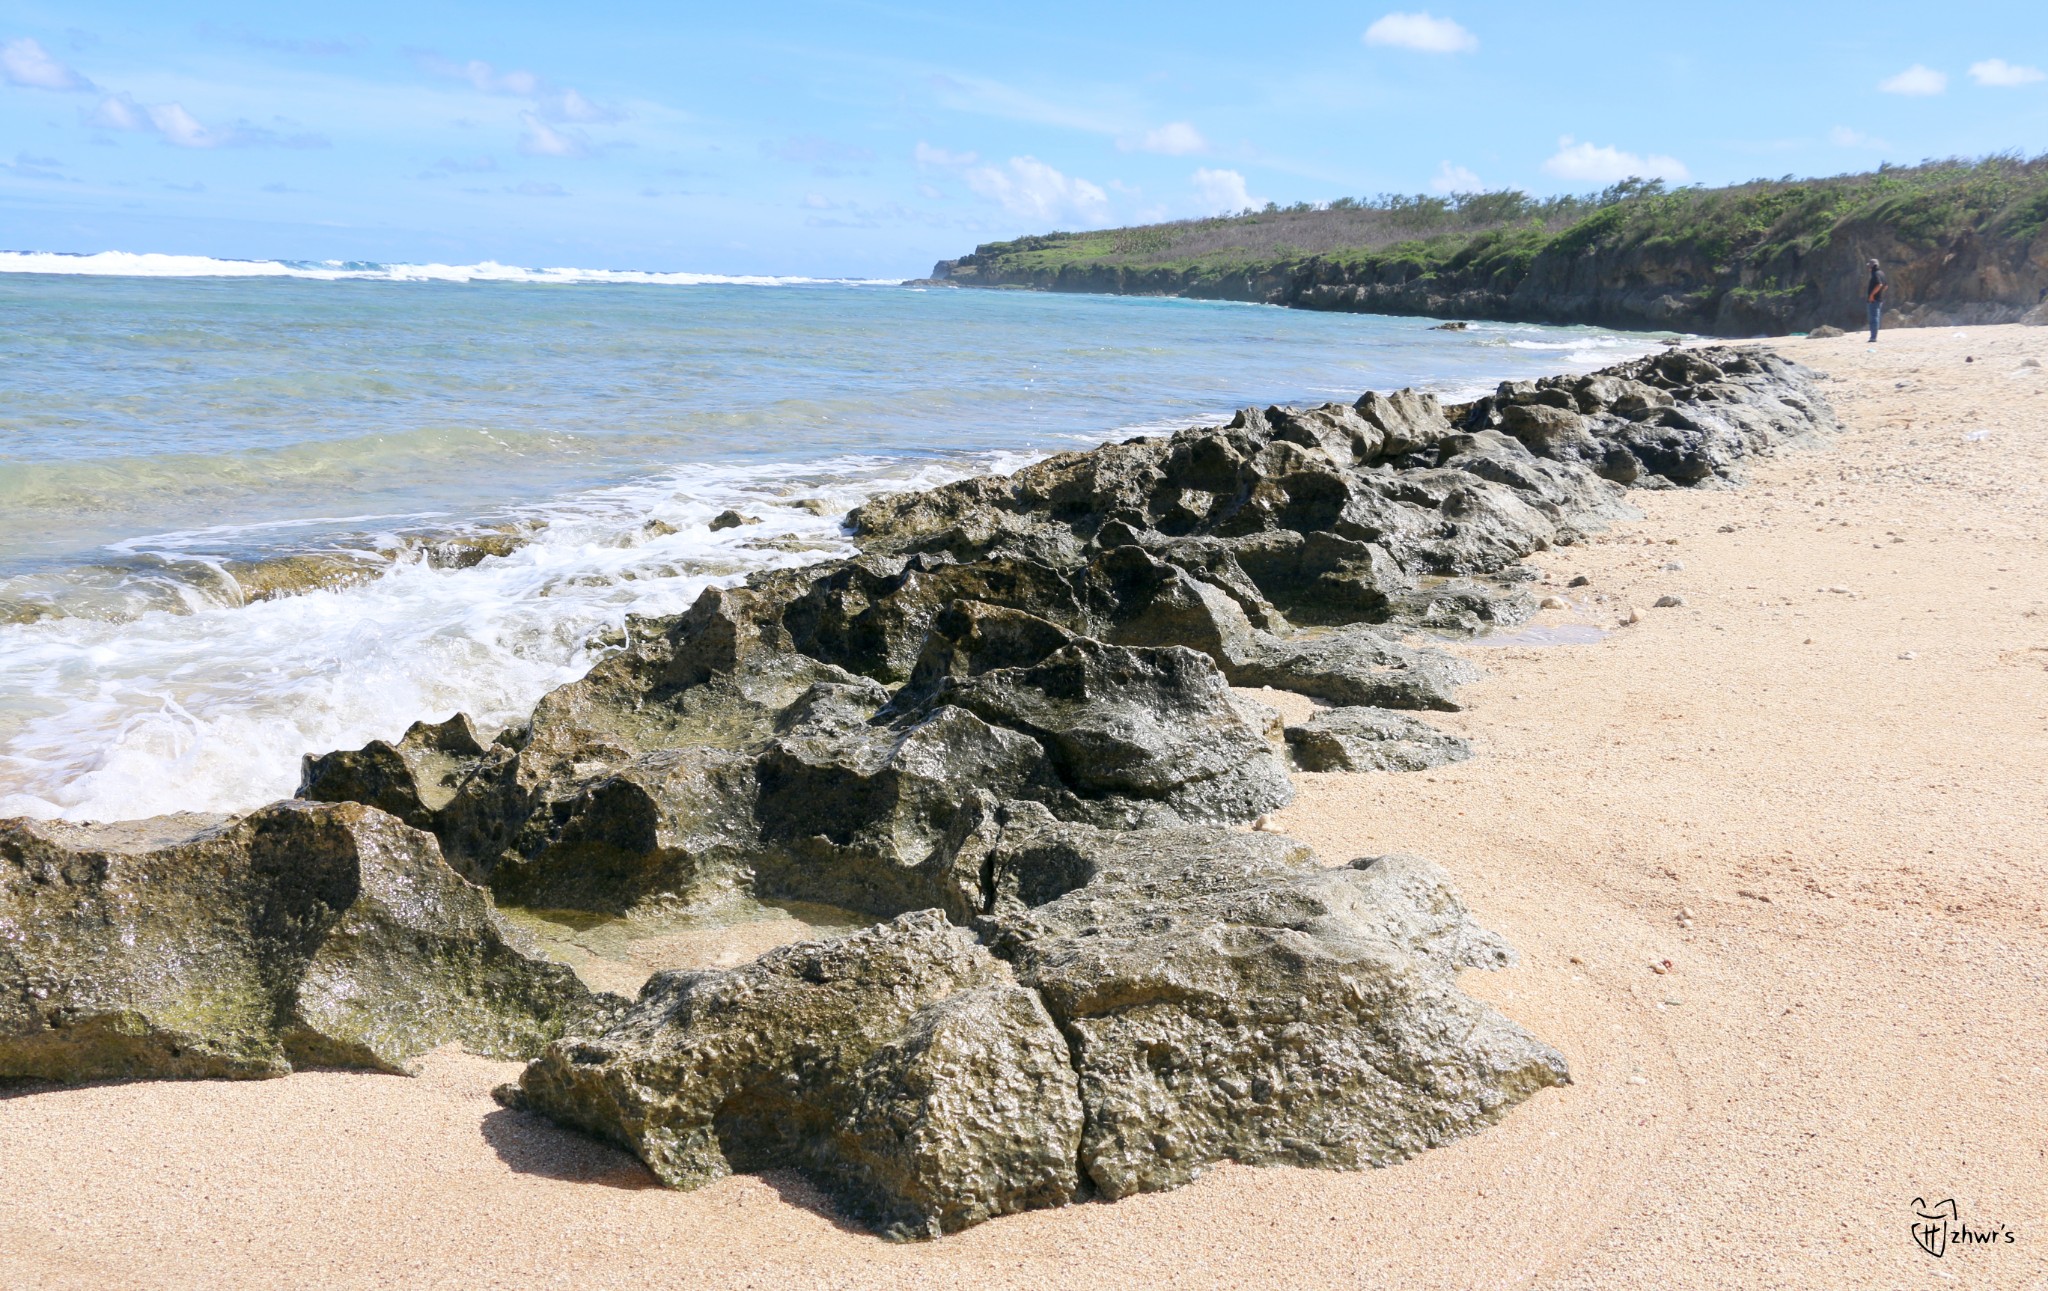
[3,1,2044,276]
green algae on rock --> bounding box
[0,799,616,1083]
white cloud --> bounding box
[518,113,590,158]
[1829,125,1890,149]
[965,156,1110,224]
[1969,58,2045,87]
[1542,136,1689,183]
[1362,13,1477,54]
[914,140,978,168]
[1879,64,1947,96]
[147,102,214,148]
[85,92,219,147]
[549,87,622,123]
[916,181,945,200]
[1192,167,1256,214]
[1429,161,1482,194]
[2,36,93,91]
[1126,121,1208,156]
[420,54,621,124]
[88,92,151,131]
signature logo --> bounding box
[1912,1197,2017,1258]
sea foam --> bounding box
[0,249,901,286]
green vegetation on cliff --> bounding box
[934,156,2048,336]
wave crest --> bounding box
[0,250,903,287]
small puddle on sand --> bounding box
[1467,623,1611,648]
[499,896,871,997]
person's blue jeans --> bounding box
[1868,299,1882,341]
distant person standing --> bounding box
[1866,259,1887,342]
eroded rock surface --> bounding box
[1285,706,1474,772]
[504,910,1083,1239]
[0,800,613,1083]
[269,346,1832,1235]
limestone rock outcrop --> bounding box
[1,800,613,1083]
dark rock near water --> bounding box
[0,800,612,1083]
[1284,706,1473,772]
[300,713,488,832]
[266,345,1834,1235]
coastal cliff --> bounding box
[930,157,2048,336]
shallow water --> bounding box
[1468,623,1612,647]
[0,265,1658,821]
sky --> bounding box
[2,1,2045,276]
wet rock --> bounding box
[503,911,1083,1239]
[1284,707,1473,772]
[300,713,489,832]
[971,808,1570,1199]
[1,801,611,1083]
[708,510,761,531]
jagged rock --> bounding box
[299,712,488,831]
[1227,625,1478,711]
[938,636,1293,827]
[1385,579,1537,636]
[1284,707,1473,772]
[970,806,1570,1199]
[0,800,611,1083]
[780,552,1085,683]
[490,746,764,913]
[708,509,760,531]
[503,910,1083,1239]
[754,704,1067,919]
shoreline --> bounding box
[6,326,2046,1285]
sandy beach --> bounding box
[4,322,2044,1289]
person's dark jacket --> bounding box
[1868,269,1887,303]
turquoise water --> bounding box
[0,264,1656,821]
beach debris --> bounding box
[1654,595,1686,608]
[0,801,615,1084]
[1898,650,1918,660]
[1822,585,1852,594]
[1650,959,1673,974]
[1718,523,1738,532]
[1283,706,1472,773]
[1662,560,1684,571]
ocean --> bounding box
[0,252,1659,822]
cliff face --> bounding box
[932,209,2048,337]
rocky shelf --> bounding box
[1,345,1836,1238]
